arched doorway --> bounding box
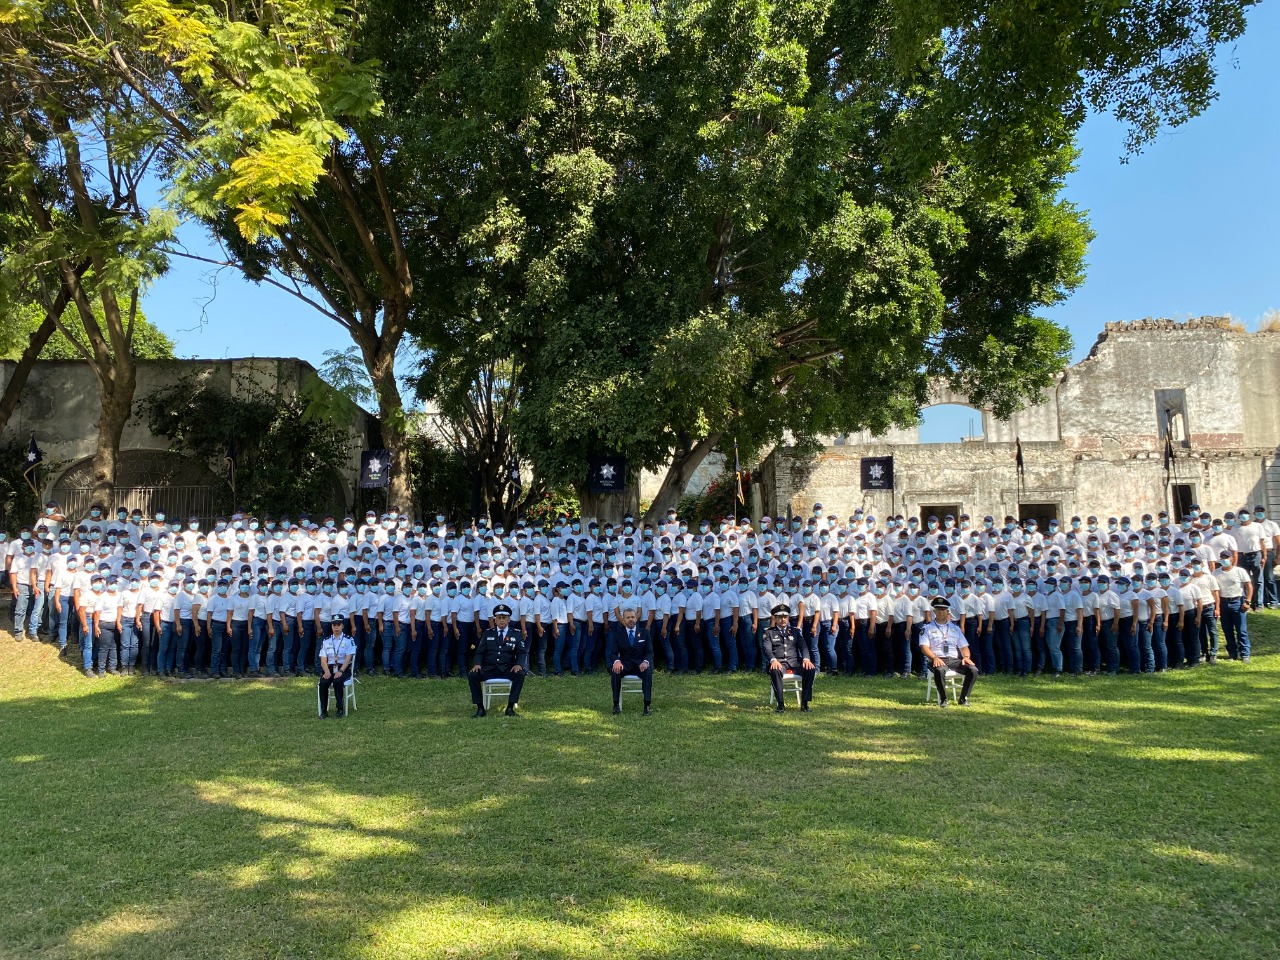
[50,449,229,523]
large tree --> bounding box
[0,2,173,504]
[365,0,1254,521]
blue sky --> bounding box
[141,4,1279,440]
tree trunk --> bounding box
[641,432,723,525]
[361,342,412,514]
[0,310,59,436]
[89,360,136,508]
[576,481,640,525]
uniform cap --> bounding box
[493,603,513,616]
[929,596,951,610]
[769,603,791,617]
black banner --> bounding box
[860,456,894,490]
[359,449,392,489]
[587,456,627,493]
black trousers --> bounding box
[930,657,979,702]
[610,660,653,704]
[468,666,525,706]
[768,661,816,706]
[318,665,352,714]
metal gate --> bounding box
[57,485,226,527]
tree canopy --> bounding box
[1,0,1258,518]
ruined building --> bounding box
[758,318,1280,523]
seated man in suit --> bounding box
[762,603,816,711]
[607,604,653,715]
[468,604,527,717]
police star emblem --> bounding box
[367,456,383,473]
[869,463,884,480]
[598,463,616,482]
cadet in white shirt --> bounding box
[1213,551,1252,662]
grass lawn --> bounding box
[2,616,1279,960]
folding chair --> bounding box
[768,671,803,708]
[617,674,643,712]
[315,665,358,717]
[924,668,960,704]
[481,678,515,711]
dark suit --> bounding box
[605,622,654,704]
[761,623,816,707]
[468,626,527,707]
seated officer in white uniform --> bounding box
[317,615,356,718]
[919,596,979,707]
[761,602,816,712]
[468,603,527,718]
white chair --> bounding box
[617,674,643,712]
[924,667,960,704]
[315,665,357,716]
[769,671,803,707]
[482,678,515,711]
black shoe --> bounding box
[801,702,810,712]
[643,704,652,716]
[958,698,970,706]
[472,706,486,718]
[613,704,622,715]
[939,699,949,709]
[319,712,329,719]
[775,703,785,712]
[504,705,517,717]
[336,709,345,718]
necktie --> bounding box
[629,629,635,644]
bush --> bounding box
[675,471,741,524]
[0,444,42,536]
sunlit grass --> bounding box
[1,614,1279,959]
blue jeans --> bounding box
[720,616,738,670]
[737,619,757,671]
[1137,620,1154,672]
[1119,616,1137,673]
[1043,616,1062,673]
[96,622,119,673]
[1012,618,1032,674]
[993,619,1012,673]
[553,622,575,674]
[855,619,875,675]
[1061,619,1081,674]
[425,620,445,676]
[1221,597,1249,660]
[230,620,250,674]
[979,623,997,675]
[81,613,97,671]
[1150,619,1167,670]
[704,620,724,671]
[119,620,139,669]
[54,594,72,649]
[388,622,409,675]
[1101,620,1119,673]
[1198,609,1218,662]
[13,584,35,637]
[818,622,837,673]
[249,616,269,672]
[157,621,178,673]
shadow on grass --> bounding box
[2,625,1279,959]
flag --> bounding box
[734,440,745,505]
[1163,430,1175,475]
[22,434,42,478]
[360,449,392,488]
[1014,437,1025,477]
[224,437,237,479]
